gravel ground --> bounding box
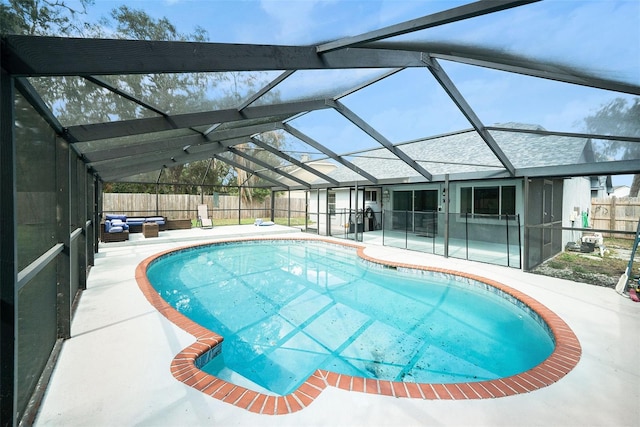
[530,243,636,289]
[531,263,619,288]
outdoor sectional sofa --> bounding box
[121,215,166,233]
[100,214,167,242]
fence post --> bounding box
[609,196,617,238]
[405,210,408,249]
[271,190,275,222]
[517,214,522,269]
[505,214,510,268]
[465,212,469,260]
[444,174,449,258]
[237,188,241,225]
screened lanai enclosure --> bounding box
[1,0,639,425]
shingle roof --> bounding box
[324,123,590,183]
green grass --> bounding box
[605,237,637,250]
[541,249,638,281]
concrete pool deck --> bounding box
[34,226,640,426]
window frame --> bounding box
[459,184,516,217]
[364,190,377,202]
[328,191,336,216]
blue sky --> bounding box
[64,1,640,185]
[87,0,465,44]
[83,0,638,77]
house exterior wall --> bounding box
[383,179,524,244]
[448,178,523,216]
[309,187,382,234]
[448,178,524,245]
[308,177,588,270]
[562,177,593,246]
[315,180,526,244]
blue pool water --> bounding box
[147,240,554,396]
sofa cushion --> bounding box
[145,216,165,225]
[109,225,124,233]
[106,214,127,221]
[111,219,130,230]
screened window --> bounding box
[501,186,516,215]
[365,190,377,202]
[414,190,438,212]
[475,187,499,214]
[328,192,336,215]
[461,187,472,214]
[393,191,412,211]
[460,185,516,215]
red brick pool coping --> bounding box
[135,237,581,415]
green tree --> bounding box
[49,5,216,125]
[100,10,289,202]
[0,0,95,35]
[204,72,287,204]
[582,97,640,196]
[4,0,289,203]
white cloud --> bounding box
[255,0,434,45]
[258,0,331,44]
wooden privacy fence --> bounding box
[103,193,306,220]
[591,197,640,238]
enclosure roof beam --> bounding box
[357,41,640,96]
[95,155,201,182]
[250,137,340,186]
[316,0,539,53]
[83,75,169,117]
[486,126,640,143]
[66,98,332,142]
[226,147,311,188]
[333,68,405,100]
[99,156,640,187]
[15,77,90,161]
[417,159,640,182]
[236,70,296,112]
[15,77,66,135]
[422,55,516,176]
[353,159,640,184]
[212,154,288,189]
[427,51,640,96]
[82,122,281,163]
[90,137,247,178]
[330,99,433,181]
[87,137,229,167]
[84,133,208,163]
[1,35,426,77]
[515,159,640,179]
[282,123,379,184]
[97,163,173,182]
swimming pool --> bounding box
[137,237,581,414]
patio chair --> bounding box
[197,204,213,228]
